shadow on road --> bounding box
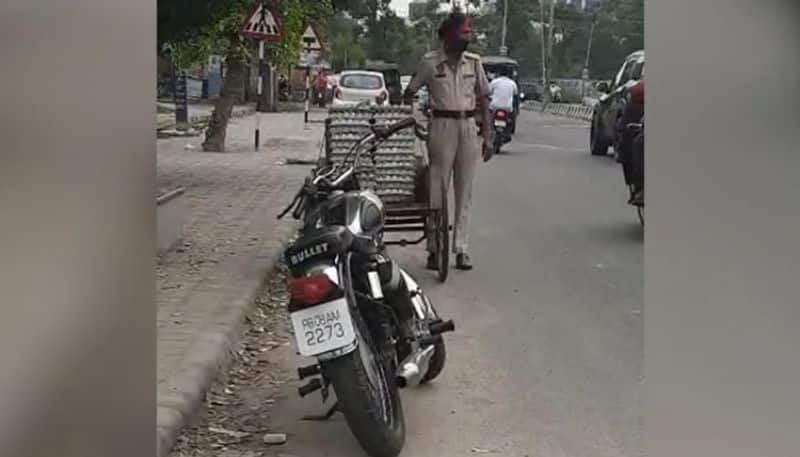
[586,221,644,244]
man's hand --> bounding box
[482,136,493,162]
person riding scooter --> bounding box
[489,67,519,136]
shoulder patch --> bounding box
[463,51,481,61]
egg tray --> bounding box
[324,105,422,204]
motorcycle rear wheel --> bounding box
[323,331,405,457]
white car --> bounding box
[332,71,390,107]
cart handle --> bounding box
[371,116,417,140]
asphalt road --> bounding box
[266,110,643,457]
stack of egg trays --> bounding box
[325,105,420,204]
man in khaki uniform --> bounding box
[404,10,493,270]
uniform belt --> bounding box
[431,109,476,119]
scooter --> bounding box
[315,88,326,108]
[492,108,514,155]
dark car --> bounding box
[590,50,644,156]
[365,60,402,105]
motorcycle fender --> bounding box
[399,269,429,320]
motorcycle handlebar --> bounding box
[372,116,417,140]
[280,116,421,220]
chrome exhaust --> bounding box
[396,344,435,388]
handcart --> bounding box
[322,105,450,282]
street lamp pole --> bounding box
[500,0,509,56]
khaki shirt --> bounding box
[407,50,490,112]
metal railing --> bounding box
[524,100,595,122]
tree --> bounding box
[588,0,643,79]
[160,0,332,152]
[324,14,367,71]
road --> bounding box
[213,110,643,457]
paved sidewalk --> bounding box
[156,111,324,456]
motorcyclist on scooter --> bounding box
[489,67,518,129]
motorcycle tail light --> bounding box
[287,273,337,306]
[495,110,507,119]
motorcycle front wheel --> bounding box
[323,328,405,457]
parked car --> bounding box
[332,70,390,107]
[590,50,644,156]
[365,61,403,105]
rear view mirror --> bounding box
[595,81,610,93]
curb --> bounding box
[155,226,296,457]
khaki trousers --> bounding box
[426,117,481,255]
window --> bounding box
[630,60,644,80]
[613,61,631,88]
[340,74,384,90]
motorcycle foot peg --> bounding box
[298,378,322,398]
[297,364,320,380]
[429,319,455,336]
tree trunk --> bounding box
[202,51,247,152]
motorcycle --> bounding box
[277,117,454,457]
[625,121,644,226]
[491,108,514,155]
[315,87,326,108]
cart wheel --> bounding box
[436,193,449,283]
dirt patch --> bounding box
[170,265,296,457]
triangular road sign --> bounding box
[240,3,283,41]
[300,25,324,52]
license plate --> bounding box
[494,120,507,127]
[290,298,356,357]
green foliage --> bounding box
[324,13,367,70]
[589,0,644,79]
[267,0,333,74]
[161,0,332,75]
[159,0,642,82]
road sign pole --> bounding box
[255,39,265,150]
[304,64,310,124]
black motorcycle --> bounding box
[625,121,644,226]
[277,117,454,457]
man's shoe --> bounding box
[426,253,438,270]
[456,253,473,270]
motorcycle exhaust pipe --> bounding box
[396,344,435,388]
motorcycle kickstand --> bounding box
[301,401,340,421]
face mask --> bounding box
[445,37,469,55]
